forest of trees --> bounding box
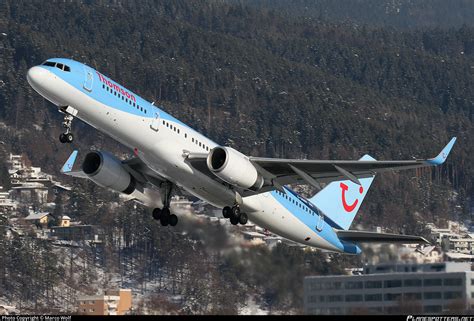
[0,0,471,229]
[236,0,474,29]
[0,0,472,314]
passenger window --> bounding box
[185,133,187,138]
[192,138,194,143]
[126,98,128,103]
[133,103,136,107]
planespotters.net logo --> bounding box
[407,316,474,321]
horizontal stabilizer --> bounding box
[61,150,87,178]
[336,230,430,244]
[426,137,457,165]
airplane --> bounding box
[27,58,456,254]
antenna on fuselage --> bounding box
[151,101,155,105]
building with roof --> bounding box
[11,182,49,204]
[77,289,132,315]
[304,262,473,315]
[24,212,50,227]
[0,186,16,211]
[60,215,71,227]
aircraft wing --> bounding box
[185,138,456,194]
[249,137,456,188]
[336,230,430,244]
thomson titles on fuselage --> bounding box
[96,71,136,102]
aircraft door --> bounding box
[83,66,94,92]
[316,213,324,232]
[150,110,160,131]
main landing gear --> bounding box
[152,181,178,227]
[59,114,74,143]
[223,205,248,225]
[152,207,178,226]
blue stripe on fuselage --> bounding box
[283,188,344,230]
[271,187,361,254]
[39,58,193,131]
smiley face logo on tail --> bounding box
[340,182,363,212]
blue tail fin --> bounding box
[309,155,376,230]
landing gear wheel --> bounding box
[169,214,178,226]
[59,133,68,144]
[232,206,241,218]
[239,213,248,225]
[160,214,169,226]
[223,206,232,218]
[66,133,74,143]
[230,215,239,225]
[160,207,171,226]
[152,208,162,220]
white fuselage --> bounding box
[27,60,347,252]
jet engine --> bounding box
[82,151,136,194]
[207,146,264,191]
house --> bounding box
[11,182,49,204]
[0,186,16,211]
[60,215,71,227]
[24,212,50,227]
[77,289,132,315]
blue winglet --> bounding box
[61,150,78,173]
[426,137,456,165]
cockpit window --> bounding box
[41,61,71,72]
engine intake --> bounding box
[207,146,263,191]
[82,151,136,194]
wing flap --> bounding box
[336,230,430,244]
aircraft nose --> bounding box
[27,66,49,89]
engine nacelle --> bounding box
[207,146,264,191]
[82,151,136,195]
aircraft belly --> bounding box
[244,194,341,252]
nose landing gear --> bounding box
[59,114,74,143]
